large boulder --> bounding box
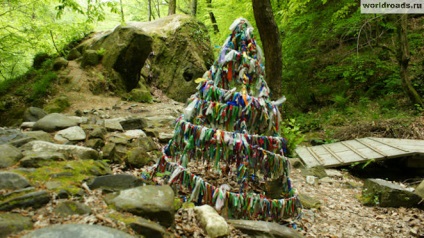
[23,107,46,122]
[362,178,422,207]
[0,144,23,168]
[0,213,33,238]
[21,140,99,160]
[0,128,25,145]
[110,185,175,227]
[80,14,213,102]
[0,190,51,211]
[136,15,214,102]
[0,172,31,190]
[87,174,143,191]
[22,224,133,238]
[32,113,79,132]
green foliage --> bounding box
[30,71,58,101]
[96,48,106,57]
[280,118,305,157]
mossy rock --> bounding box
[81,50,100,67]
[13,160,111,195]
[33,53,51,69]
[43,95,71,113]
[126,85,152,103]
[298,193,321,209]
[53,57,68,71]
[67,48,82,60]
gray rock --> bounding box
[125,147,154,168]
[0,128,25,145]
[104,118,124,132]
[228,220,303,238]
[22,224,133,238]
[119,117,148,130]
[89,126,108,139]
[0,190,50,211]
[20,122,36,130]
[102,143,117,162]
[133,136,160,152]
[362,178,422,207]
[9,136,36,148]
[0,172,31,189]
[33,113,79,132]
[415,180,424,199]
[130,217,169,237]
[87,174,143,191]
[194,205,230,238]
[111,185,175,227]
[0,213,33,238]
[54,201,92,217]
[85,138,105,150]
[124,129,147,139]
[23,107,47,122]
[22,131,53,143]
[145,115,177,129]
[158,132,173,143]
[21,140,99,160]
[54,126,86,143]
[20,151,66,168]
[0,144,23,168]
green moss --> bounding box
[43,95,70,113]
[125,86,152,103]
[13,160,111,195]
[106,211,139,225]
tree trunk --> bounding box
[168,0,176,15]
[397,14,424,107]
[252,0,283,100]
[154,0,160,18]
[191,0,197,17]
[119,0,125,24]
[148,0,152,21]
[206,0,219,34]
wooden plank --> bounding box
[355,138,389,157]
[371,137,424,153]
[368,137,411,152]
[322,144,344,163]
[296,137,424,168]
[295,147,321,167]
[360,138,410,157]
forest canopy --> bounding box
[1,0,423,114]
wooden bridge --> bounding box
[295,137,424,168]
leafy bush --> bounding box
[30,72,58,101]
[280,118,305,157]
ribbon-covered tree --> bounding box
[155,18,302,221]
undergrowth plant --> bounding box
[281,118,305,157]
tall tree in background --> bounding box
[191,0,197,16]
[119,0,125,23]
[206,0,219,34]
[148,0,152,21]
[168,0,176,15]
[397,14,424,107]
[252,0,282,100]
